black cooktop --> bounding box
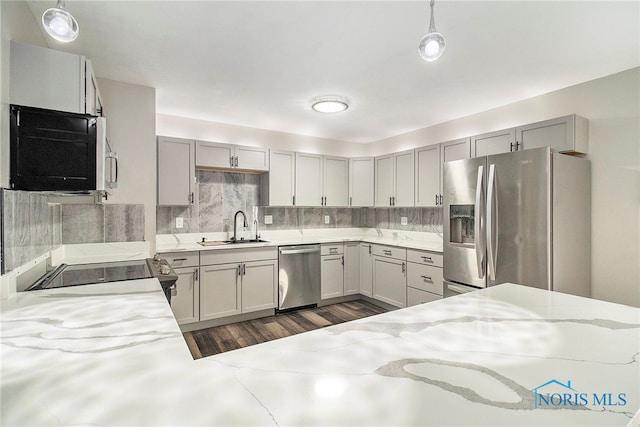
[28,260,153,290]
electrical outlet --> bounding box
[175,217,184,228]
[324,215,330,224]
[401,216,408,226]
[264,215,273,225]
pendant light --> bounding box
[42,0,79,43]
[418,0,446,62]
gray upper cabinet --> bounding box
[295,153,323,206]
[516,114,588,154]
[375,150,414,207]
[196,141,269,171]
[157,137,195,206]
[349,157,374,207]
[266,149,295,206]
[415,144,441,207]
[471,115,589,157]
[10,41,104,116]
[441,138,471,163]
[322,156,349,207]
[471,128,517,157]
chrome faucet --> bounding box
[254,219,260,241]
[232,210,248,242]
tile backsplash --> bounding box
[156,170,443,235]
[1,189,145,273]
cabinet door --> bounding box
[323,156,349,207]
[415,145,441,207]
[235,145,269,171]
[373,256,406,308]
[268,150,295,206]
[441,138,471,163]
[407,287,441,306]
[157,137,195,206]
[321,255,344,299]
[171,267,199,325]
[359,243,373,297]
[516,115,587,154]
[344,242,360,295]
[375,154,394,207]
[394,150,415,207]
[199,263,241,320]
[10,41,85,114]
[195,141,234,169]
[85,59,103,116]
[471,128,516,157]
[241,260,277,313]
[295,153,323,206]
[349,157,374,207]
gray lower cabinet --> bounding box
[321,243,344,299]
[372,245,407,308]
[359,243,373,297]
[171,266,199,325]
[406,249,444,306]
[344,242,360,295]
[199,248,278,321]
[164,251,200,325]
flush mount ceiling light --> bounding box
[42,0,79,43]
[418,0,446,62]
[311,96,349,113]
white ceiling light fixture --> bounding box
[418,0,446,62]
[311,96,349,113]
[42,0,79,43]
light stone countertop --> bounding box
[156,228,444,254]
[1,281,638,426]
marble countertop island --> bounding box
[1,282,638,426]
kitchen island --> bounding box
[1,281,638,426]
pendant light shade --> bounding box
[418,0,445,62]
[42,0,79,43]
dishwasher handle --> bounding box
[279,246,320,255]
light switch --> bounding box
[264,215,273,225]
[401,216,408,226]
[175,217,184,228]
[324,215,330,224]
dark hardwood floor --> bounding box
[183,300,388,359]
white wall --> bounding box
[97,78,156,252]
[157,114,368,158]
[0,0,47,188]
[368,68,640,307]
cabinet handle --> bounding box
[237,264,242,276]
[230,156,234,167]
[235,156,239,167]
[392,196,396,206]
[435,194,438,205]
[293,195,296,206]
[350,196,352,206]
[422,256,432,262]
[515,141,520,151]
[194,267,199,281]
[421,275,432,282]
[341,256,344,266]
[242,263,246,276]
[389,196,392,206]
[329,248,338,254]
[402,262,406,274]
[439,195,443,205]
[172,258,188,262]
[383,249,392,255]
[190,192,194,204]
[368,244,372,255]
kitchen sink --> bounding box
[197,239,269,246]
[223,238,269,244]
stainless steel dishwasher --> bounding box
[278,244,321,311]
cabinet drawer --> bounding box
[163,251,199,268]
[407,287,442,306]
[200,247,278,266]
[321,243,344,256]
[406,249,443,267]
[407,263,443,295]
[372,245,406,260]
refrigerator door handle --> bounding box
[487,164,497,281]
[474,165,485,279]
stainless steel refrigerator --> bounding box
[443,147,591,297]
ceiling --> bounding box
[25,1,640,144]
